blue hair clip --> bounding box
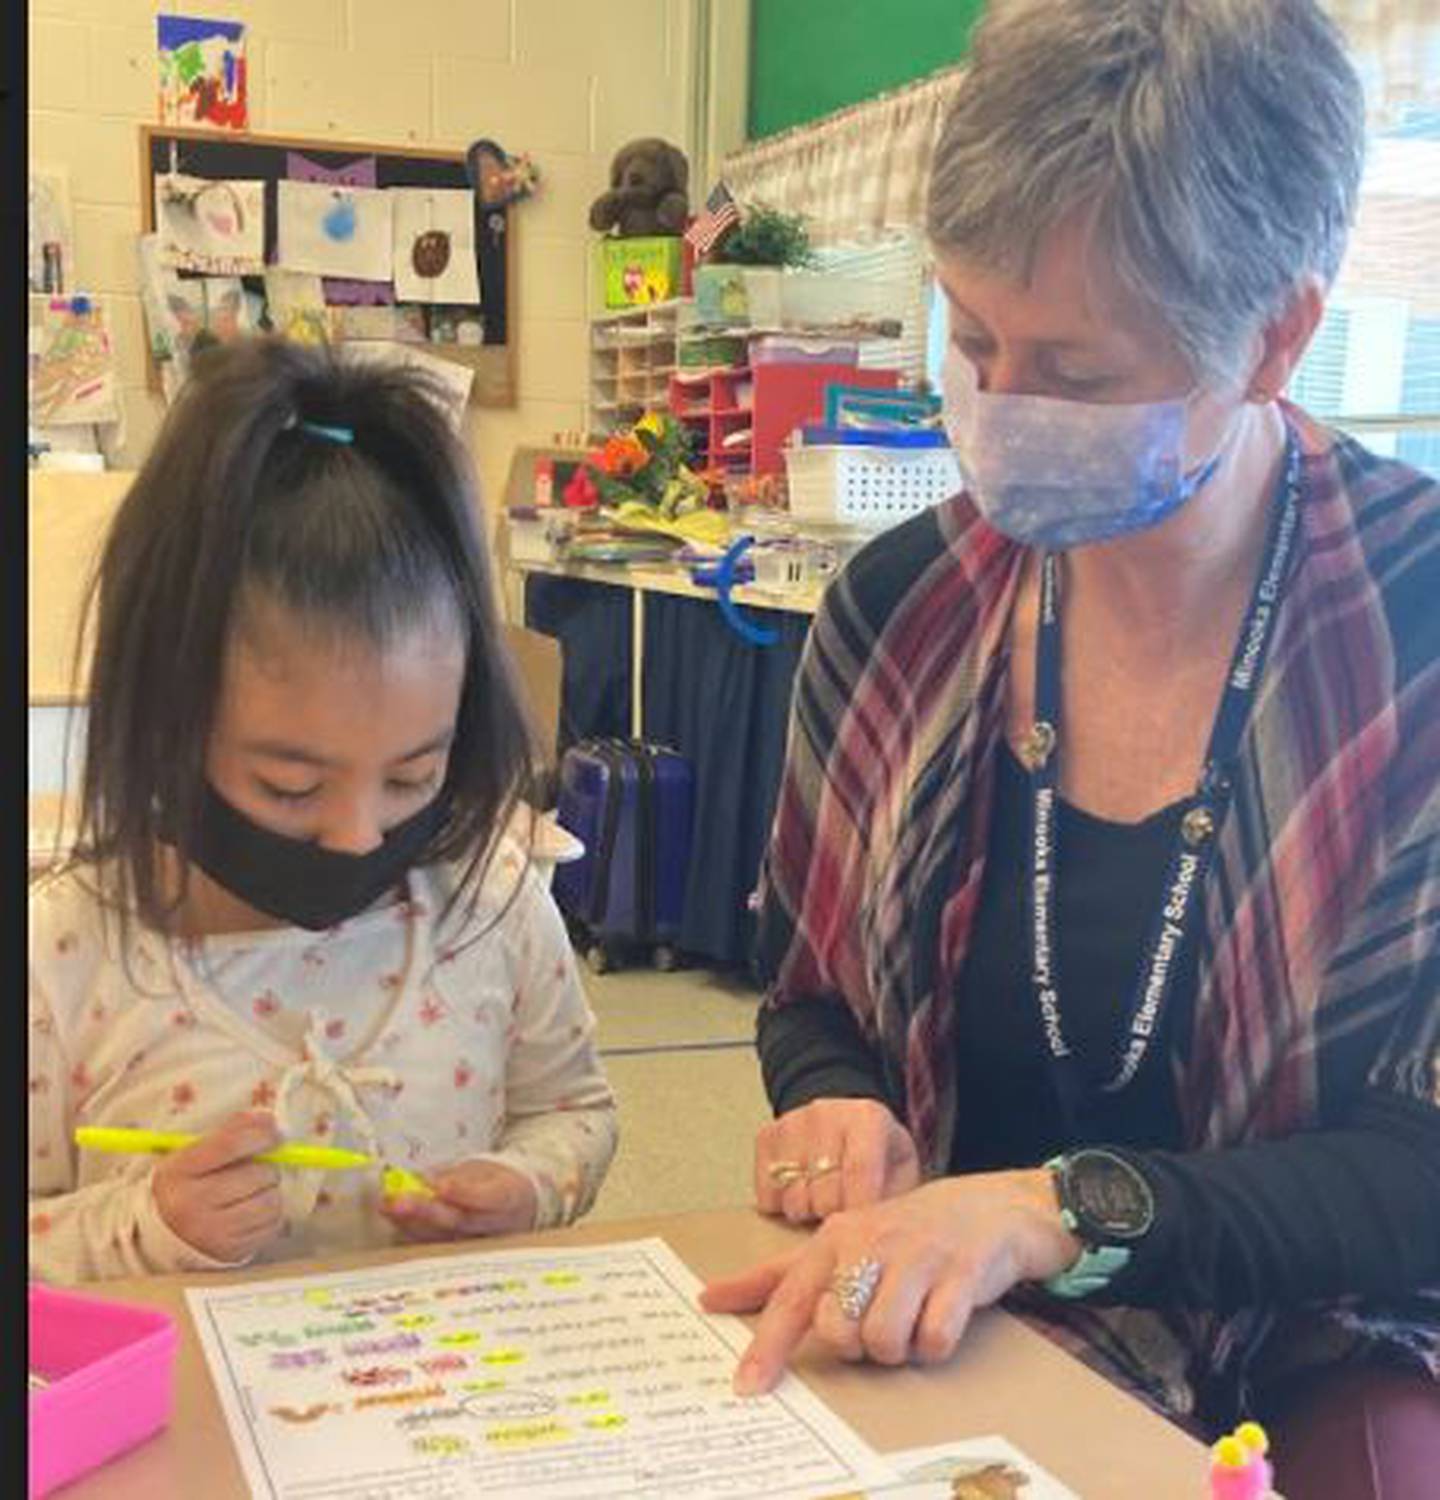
[298,420,354,444]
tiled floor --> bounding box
[579,965,772,1225]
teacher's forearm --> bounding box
[756,998,891,1116]
[1099,1092,1440,1310]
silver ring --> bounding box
[831,1256,882,1321]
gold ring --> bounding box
[767,1159,805,1185]
[805,1156,840,1181]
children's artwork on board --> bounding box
[342,340,475,428]
[263,269,332,345]
[28,168,74,294]
[157,14,248,130]
[28,296,121,428]
[164,274,254,355]
[426,305,486,347]
[277,179,393,284]
[391,187,481,304]
[286,152,395,306]
[137,235,257,402]
[202,277,255,342]
[333,304,427,343]
[154,172,265,275]
[137,233,186,401]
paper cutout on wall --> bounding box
[157,15,248,131]
[285,152,395,306]
[277,180,393,283]
[465,138,539,209]
[391,188,481,304]
[28,295,121,427]
[263,270,333,345]
[154,172,265,275]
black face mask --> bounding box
[184,783,452,931]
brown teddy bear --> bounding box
[589,138,690,237]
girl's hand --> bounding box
[379,1159,539,1241]
[701,1170,1082,1395]
[754,1098,921,1224]
[152,1110,284,1264]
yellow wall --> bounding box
[28,0,693,524]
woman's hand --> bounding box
[754,1098,921,1224]
[380,1159,538,1241]
[152,1110,284,1264]
[702,1169,1082,1395]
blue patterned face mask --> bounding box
[941,346,1221,549]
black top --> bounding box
[756,744,1440,1313]
[950,744,1189,1171]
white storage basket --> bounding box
[783,443,961,531]
[505,511,571,564]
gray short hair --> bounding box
[926,0,1366,381]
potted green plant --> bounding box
[708,205,813,269]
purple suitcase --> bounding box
[552,739,695,973]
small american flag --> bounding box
[684,181,741,257]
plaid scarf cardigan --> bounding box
[755,406,1438,1424]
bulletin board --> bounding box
[139,124,516,407]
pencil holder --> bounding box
[28,1282,178,1497]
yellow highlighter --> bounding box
[380,1166,436,1199]
[73,1126,436,1196]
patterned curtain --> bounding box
[1323,0,1440,121]
[720,68,962,247]
[723,6,1440,243]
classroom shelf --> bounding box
[586,300,688,437]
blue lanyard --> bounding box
[1024,436,1302,1121]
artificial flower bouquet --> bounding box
[562,410,731,548]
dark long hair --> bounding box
[71,334,534,936]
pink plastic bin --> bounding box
[28,1283,178,1497]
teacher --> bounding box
[701,0,1439,1492]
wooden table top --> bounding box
[46,1206,1205,1498]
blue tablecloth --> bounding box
[523,574,632,751]
[524,574,810,970]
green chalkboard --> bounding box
[748,0,984,140]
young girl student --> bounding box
[28,336,617,1282]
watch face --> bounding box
[1068,1151,1153,1240]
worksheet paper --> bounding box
[860,1436,1080,1498]
[186,1237,897,1500]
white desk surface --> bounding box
[505,556,825,617]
